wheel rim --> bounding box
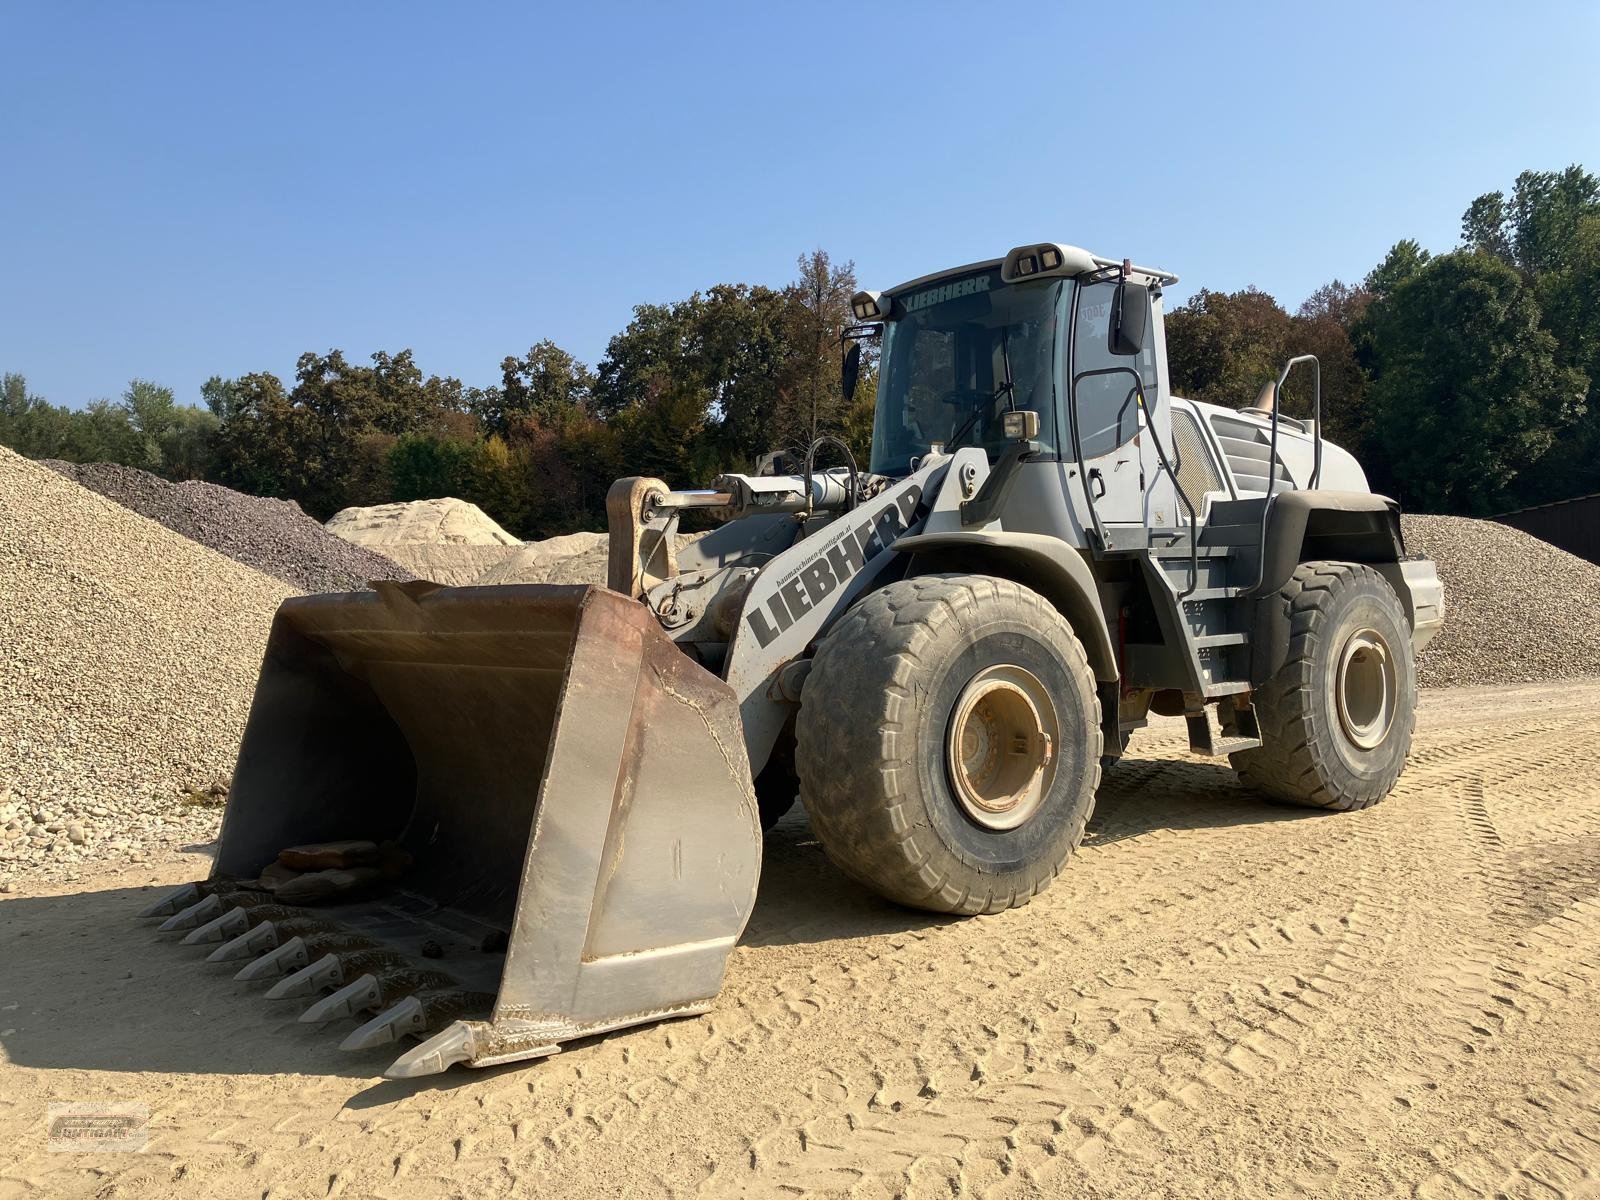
[1335,627,1397,751]
[945,664,1058,831]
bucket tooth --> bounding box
[181,905,253,945]
[208,920,281,963]
[341,995,427,1051]
[187,904,314,949]
[265,952,345,1000]
[235,936,311,982]
[299,974,383,1023]
[157,893,224,933]
[136,882,202,919]
[383,1023,479,1077]
[352,989,492,1053]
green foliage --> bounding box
[479,340,595,434]
[841,366,878,467]
[1363,252,1586,513]
[1163,287,1291,408]
[0,371,217,473]
[1364,240,1432,301]
[117,379,220,477]
[211,349,468,518]
[1163,286,1369,449]
[1462,166,1600,280]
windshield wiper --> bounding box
[945,328,1017,451]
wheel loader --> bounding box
[140,242,1444,1077]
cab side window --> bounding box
[1070,281,1155,460]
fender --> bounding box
[1247,489,1442,684]
[1251,490,1403,597]
[889,529,1118,684]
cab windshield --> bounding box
[869,269,1062,476]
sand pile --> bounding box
[475,531,609,586]
[0,447,296,888]
[327,497,520,585]
[44,460,412,593]
[1405,513,1600,688]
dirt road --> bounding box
[2,680,1597,1199]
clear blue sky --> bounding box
[3,1,1597,407]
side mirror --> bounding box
[1109,282,1149,356]
[841,341,862,402]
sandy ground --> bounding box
[1,680,1597,1199]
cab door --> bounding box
[1066,279,1162,550]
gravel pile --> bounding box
[1,448,297,890]
[44,460,413,593]
[1405,514,1600,688]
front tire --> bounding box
[1232,561,1416,811]
[795,574,1101,914]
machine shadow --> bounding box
[0,757,1312,1077]
[742,753,1315,949]
[1083,753,1321,850]
[0,882,400,1078]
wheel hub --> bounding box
[945,664,1058,831]
[1336,627,1397,751]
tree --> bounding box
[201,375,244,423]
[1525,209,1600,498]
[779,249,858,450]
[211,350,468,517]
[1364,252,1586,513]
[1163,287,1293,408]
[1363,240,1432,301]
[1462,165,1600,280]
[120,379,178,471]
[481,340,595,434]
[594,281,802,474]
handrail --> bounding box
[1243,354,1321,596]
[1069,365,1198,598]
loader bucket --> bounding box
[139,581,761,1078]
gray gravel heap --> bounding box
[1404,513,1600,689]
[1,447,297,890]
[44,460,412,593]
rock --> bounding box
[66,822,85,844]
[277,840,380,870]
[257,861,303,891]
[274,866,384,904]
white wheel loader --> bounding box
[140,243,1444,1077]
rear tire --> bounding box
[1231,561,1416,811]
[796,574,1101,914]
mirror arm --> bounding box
[959,437,1037,527]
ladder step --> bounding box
[1185,700,1263,756]
[1195,735,1262,758]
[1179,586,1241,602]
[1194,632,1248,649]
[1203,680,1253,698]
[1149,545,1234,559]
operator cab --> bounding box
[850,242,1180,551]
